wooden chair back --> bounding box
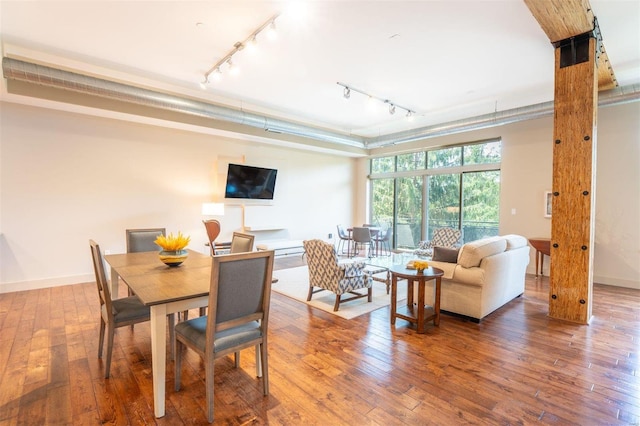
[126,228,166,253]
[230,232,255,253]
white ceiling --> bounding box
[1,0,639,139]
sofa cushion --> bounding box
[457,236,507,268]
[502,234,528,250]
[432,246,460,263]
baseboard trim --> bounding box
[0,273,94,294]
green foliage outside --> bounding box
[371,141,501,248]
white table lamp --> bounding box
[202,202,225,216]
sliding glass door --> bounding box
[369,139,501,250]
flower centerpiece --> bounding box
[155,231,191,267]
[413,260,429,273]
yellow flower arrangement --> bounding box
[413,260,429,272]
[155,231,191,251]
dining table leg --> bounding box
[150,304,167,418]
[109,266,120,298]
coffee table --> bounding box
[360,252,420,294]
[389,264,444,333]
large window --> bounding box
[370,140,501,250]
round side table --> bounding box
[389,265,444,333]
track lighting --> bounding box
[337,82,415,118]
[227,59,238,75]
[267,20,277,40]
[212,67,222,81]
[201,14,279,87]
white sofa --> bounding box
[425,234,530,322]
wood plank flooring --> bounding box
[0,255,638,425]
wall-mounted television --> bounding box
[224,163,278,200]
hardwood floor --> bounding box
[0,255,638,425]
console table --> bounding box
[528,238,551,276]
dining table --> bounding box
[105,249,212,418]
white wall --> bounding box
[1,101,639,292]
[362,102,640,289]
[0,103,356,292]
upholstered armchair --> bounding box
[414,227,462,258]
[303,239,372,311]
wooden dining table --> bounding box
[104,249,212,418]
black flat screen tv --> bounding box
[224,163,278,200]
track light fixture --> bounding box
[337,82,415,119]
[201,14,279,86]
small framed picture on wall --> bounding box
[544,191,552,218]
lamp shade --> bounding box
[202,202,225,216]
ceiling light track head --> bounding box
[202,13,280,84]
[337,82,415,118]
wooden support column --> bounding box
[525,0,617,324]
[549,34,598,323]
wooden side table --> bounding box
[389,265,444,333]
[528,238,551,276]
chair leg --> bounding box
[168,313,176,361]
[105,326,115,378]
[174,340,182,391]
[260,342,269,395]
[368,287,373,302]
[98,319,106,358]
[333,294,341,311]
[307,285,314,301]
[255,345,262,377]
[234,351,240,368]
[206,356,215,423]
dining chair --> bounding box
[90,239,152,378]
[203,219,221,255]
[373,226,393,256]
[125,228,165,295]
[230,232,255,253]
[351,226,375,258]
[336,224,352,255]
[126,228,184,351]
[126,228,165,253]
[174,250,275,423]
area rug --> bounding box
[271,266,406,320]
